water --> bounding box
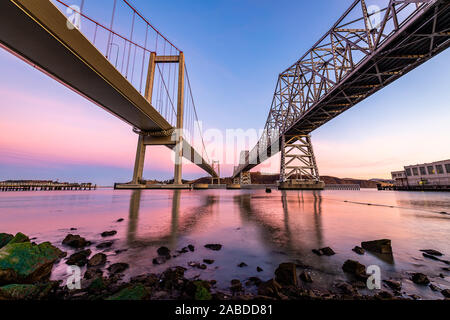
[0,188,449,299]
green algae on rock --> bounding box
[0,234,14,249]
[106,284,150,300]
[0,282,59,300]
[0,236,65,285]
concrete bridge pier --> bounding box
[128,52,189,189]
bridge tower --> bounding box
[132,52,186,185]
[211,161,221,185]
[278,134,324,190]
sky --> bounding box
[0,0,449,185]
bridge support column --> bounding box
[278,134,324,190]
[240,172,252,185]
[174,52,185,185]
[132,134,146,184]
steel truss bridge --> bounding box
[233,0,450,186]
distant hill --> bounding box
[189,172,379,188]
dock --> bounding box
[0,181,96,192]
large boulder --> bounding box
[361,239,392,254]
[0,239,65,285]
[275,263,297,286]
[0,234,14,249]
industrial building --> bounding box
[391,159,450,191]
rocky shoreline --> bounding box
[0,231,449,301]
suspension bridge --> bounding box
[1,0,449,190]
[0,0,217,188]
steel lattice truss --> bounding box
[233,0,450,178]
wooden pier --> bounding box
[0,181,96,192]
[325,184,360,191]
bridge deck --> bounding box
[234,0,450,178]
[0,0,216,177]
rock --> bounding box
[116,218,124,222]
[87,253,107,267]
[420,249,443,256]
[96,241,114,249]
[342,260,367,279]
[320,247,336,256]
[441,289,450,298]
[70,228,77,231]
[152,256,167,265]
[423,253,440,261]
[312,249,322,256]
[238,262,248,268]
[383,279,401,291]
[429,283,441,292]
[352,246,365,255]
[0,240,64,285]
[204,244,222,251]
[361,239,392,254]
[257,266,263,272]
[115,249,127,254]
[84,268,103,280]
[66,249,91,266]
[336,282,357,295]
[188,245,195,252]
[186,280,212,300]
[411,273,430,285]
[0,282,58,300]
[0,234,13,249]
[300,271,313,283]
[101,230,117,237]
[266,188,272,193]
[275,263,297,286]
[375,290,393,300]
[442,267,450,272]
[160,267,186,291]
[246,277,262,287]
[62,234,90,248]
[86,276,108,293]
[230,279,243,293]
[108,263,129,274]
[258,279,282,297]
[130,274,158,287]
[199,264,207,270]
[8,233,30,245]
[157,246,171,258]
[203,259,214,265]
[409,294,421,300]
[106,284,150,300]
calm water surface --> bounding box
[0,188,449,299]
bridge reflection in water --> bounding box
[124,189,330,260]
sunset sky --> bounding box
[0,0,449,185]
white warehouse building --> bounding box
[391,159,450,190]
